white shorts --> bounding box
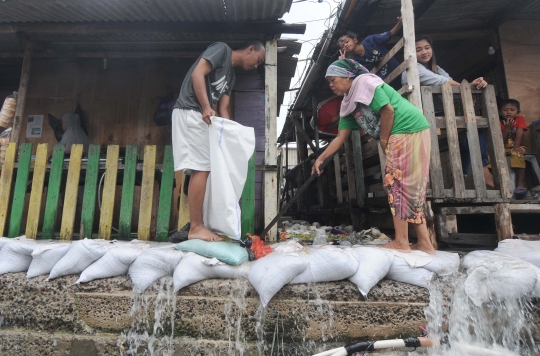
[172,108,210,173]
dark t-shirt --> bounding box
[175,42,236,111]
[354,31,400,80]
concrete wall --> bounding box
[0,273,430,355]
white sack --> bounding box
[423,251,461,276]
[77,241,149,283]
[463,250,540,305]
[385,255,434,288]
[173,252,251,292]
[27,242,71,278]
[129,244,183,293]
[0,239,37,274]
[0,236,13,250]
[48,239,116,280]
[203,117,255,240]
[290,245,359,284]
[248,251,309,307]
[495,239,540,268]
[348,246,395,297]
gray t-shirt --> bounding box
[175,42,236,112]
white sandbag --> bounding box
[48,239,116,280]
[0,239,37,274]
[290,245,359,284]
[129,244,183,293]
[348,246,395,296]
[27,242,71,278]
[0,236,13,250]
[463,250,540,306]
[248,251,309,307]
[495,239,540,267]
[77,241,149,283]
[423,251,461,276]
[202,117,255,240]
[271,239,306,254]
[385,255,434,288]
[173,252,251,292]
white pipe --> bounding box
[373,339,406,349]
[312,347,344,356]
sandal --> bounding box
[514,187,528,198]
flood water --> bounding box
[117,270,539,355]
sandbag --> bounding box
[495,239,540,268]
[0,239,37,274]
[423,251,461,276]
[202,117,255,240]
[0,237,12,250]
[290,245,359,284]
[173,252,251,292]
[175,239,248,265]
[129,244,182,293]
[27,242,71,278]
[248,249,309,307]
[385,255,434,288]
[463,250,540,305]
[348,246,395,296]
[48,239,116,280]
[77,241,149,283]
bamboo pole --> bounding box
[11,36,35,146]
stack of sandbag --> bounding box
[248,240,309,307]
[290,245,359,284]
[385,250,460,288]
[495,239,540,267]
[173,252,251,292]
[129,243,183,293]
[348,246,395,296]
[0,237,37,275]
[27,242,72,278]
[0,94,16,132]
[463,250,540,306]
[48,238,117,280]
[77,240,150,283]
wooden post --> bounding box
[264,38,278,241]
[401,0,422,109]
[11,36,35,146]
[494,203,513,241]
[313,95,324,207]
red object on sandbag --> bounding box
[317,95,343,135]
[250,235,273,260]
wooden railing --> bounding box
[0,143,255,240]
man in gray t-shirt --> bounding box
[171,40,265,242]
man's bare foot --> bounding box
[411,241,436,255]
[188,225,222,242]
[378,240,411,253]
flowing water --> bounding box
[117,259,540,356]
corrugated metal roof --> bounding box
[0,0,293,23]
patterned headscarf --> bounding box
[325,59,369,78]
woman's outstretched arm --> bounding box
[312,129,352,175]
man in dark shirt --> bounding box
[172,40,265,241]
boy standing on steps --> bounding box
[500,99,528,196]
[171,40,265,242]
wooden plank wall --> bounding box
[19,58,193,161]
[499,21,540,145]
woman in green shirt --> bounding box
[312,59,435,254]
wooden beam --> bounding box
[384,57,410,85]
[401,0,422,109]
[0,21,306,36]
[291,116,317,153]
[494,203,513,241]
[264,39,278,242]
[11,36,35,146]
[371,38,404,75]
